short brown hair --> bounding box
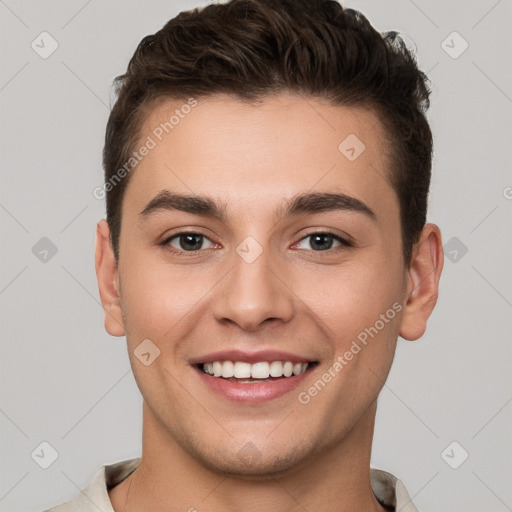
[103,0,433,266]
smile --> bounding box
[194,358,318,403]
[200,360,311,380]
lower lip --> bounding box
[195,366,315,404]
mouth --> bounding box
[193,359,319,403]
[197,360,318,382]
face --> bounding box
[98,93,433,478]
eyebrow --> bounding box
[139,190,376,222]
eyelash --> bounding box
[160,229,352,257]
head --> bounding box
[96,0,443,478]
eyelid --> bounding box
[292,229,353,250]
[160,230,219,257]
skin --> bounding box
[95,93,443,512]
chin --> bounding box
[192,442,312,480]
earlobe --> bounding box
[399,224,444,341]
[95,220,126,337]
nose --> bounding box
[212,248,295,331]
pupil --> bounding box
[181,234,203,251]
[311,234,332,251]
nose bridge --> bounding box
[212,238,294,330]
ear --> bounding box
[399,223,444,341]
[95,220,125,337]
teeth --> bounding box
[201,360,310,379]
[283,361,293,377]
[251,362,269,379]
[221,361,234,378]
[234,362,251,378]
[212,361,222,377]
[269,361,283,377]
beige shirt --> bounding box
[44,458,419,512]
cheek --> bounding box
[118,251,216,346]
[298,263,402,420]
[298,257,403,380]
[300,256,403,331]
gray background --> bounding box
[1,0,511,510]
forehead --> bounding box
[125,93,397,221]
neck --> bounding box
[109,401,386,512]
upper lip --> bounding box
[189,349,314,365]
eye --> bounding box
[163,232,217,252]
[294,231,351,251]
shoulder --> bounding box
[43,458,141,512]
